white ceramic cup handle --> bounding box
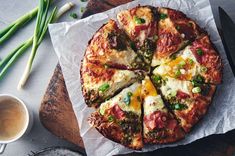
[0,144,7,154]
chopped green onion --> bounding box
[98,83,110,92]
[152,74,162,85]
[134,16,145,24]
[191,75,204,87]
[171,90,177,97]
[175,69,181,77]
[170,54,177,60]
[127,92,133,97]
[108,115,114,122]
[170,103,188,110]
[100,108,105,115]
[160,13,168,20]
[197,48,204,56]
[70,12,78,19]
[188,58,194,65]
[178,60,186,68]
[55,2,74,20]
[192,87,201,93]
[200,66,207,72]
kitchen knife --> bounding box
[219,7,235,76]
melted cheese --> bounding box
[153,46,201,81]
[84,64,139,100]
[99,82,142,115]
[144,95,165,115]
[142,76,166,115]
[181,46,197,61]
[160,77,191,96]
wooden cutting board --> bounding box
[39,0,235,155]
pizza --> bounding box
[88,82,143,149]
[151,7,204,66]
[142,76,185,143]
[151,75,216,132]
[117,6,158,65]
[84,19,146,70]
[81,58,144,107]
[153,35,222,84]
[81,5,222,150]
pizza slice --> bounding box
[81,59,144,107]
[142,76,185,144]
[88,82,143,149]
[151,75,216,132]
[151,7,203,66]
[117,6,158,65]
[153,35,222,84]
[85,19,145,70]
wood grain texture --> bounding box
[40,0,235,155]
[39,64,84,147]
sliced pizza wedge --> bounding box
[88,82,143,149]
[117,6,158,65]
[151,7,203,66]
[151,75,216,132]
[81,59,144,108]
[142,76,185,144]
[153,35,222,84]
[85,19,145,70]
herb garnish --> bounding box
[134,16,146,24]
[98,83,110,92]
[197,48,204,56]
[170,103,188,110]
[152,74,162,85]
[70,13,78,19]
[160,13,168,20]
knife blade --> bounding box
[219,7,235,76]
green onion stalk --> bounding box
[0,2,74,85]
[17,1,75,90]
[0,8,38,45]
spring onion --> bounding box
[192,87,201,93]
[160,13,167,20]
[70,13,78,19]
[18,1,74,90]
[134,16,145,24]
[197,48,204,56]
[170,103,188,110]
[98,83,110,92]
[0,8,38,45]
[0,2,74,83]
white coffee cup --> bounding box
[0,94,33,154]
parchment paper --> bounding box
[48,0,235,155]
